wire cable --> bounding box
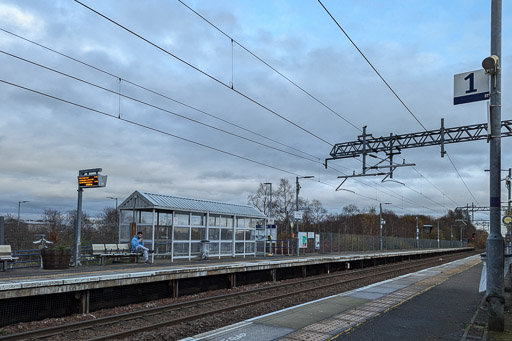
[74,0,333,146]
[0,27,321,161]
[317,0,427,131]
[0,50,324,165]
[317,0,477,208]
[446,152,480,205]
[0,78,306,177]
[176,0,362,132]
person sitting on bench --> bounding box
[131,231,153,264]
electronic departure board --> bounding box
[78,174,107,188]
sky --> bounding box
[0,0,511,229]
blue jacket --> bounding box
[131,235,143,251]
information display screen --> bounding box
[78,175,99,187]
[78,174,107,188]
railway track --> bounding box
[0,251,478,340]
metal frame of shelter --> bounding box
[118,191,266,262]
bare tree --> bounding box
[42,209,66,244]
[247,183,272,216]
[309,199,327,225]
[96,207,119,243]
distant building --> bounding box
[118,191,266,261]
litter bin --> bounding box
[200,240,210,260]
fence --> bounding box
[7,234,468,269]
[257,232,468,256]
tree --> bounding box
[66,210,94,245]
[42,209,66,244]
[96,207,119,243]
[275,178,295,224]
[247,183,272,216]
[309,199,327,225]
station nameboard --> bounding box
[78,174,107,188]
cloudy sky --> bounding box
[1,0,511,226]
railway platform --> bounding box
[0,247,472,328]
[183,254,507,341]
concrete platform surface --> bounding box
[183,255,486,341]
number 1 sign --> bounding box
[454,69,489,105]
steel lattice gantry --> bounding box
[326,120,512,164]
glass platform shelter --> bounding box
[118,191,266,261]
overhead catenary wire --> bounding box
[3,25,450,215]
[317,0,427,132]
[0,27,321,162]
[0,78,303,177]
[176,0,362,133]
[317,0,474,209]
[73,0,462,214]
[0,50,322,164]
[171,1,461,213]
[73,0,333,147]
[1,29,446,214]
[1,77,444,215]
[446,152,480,205]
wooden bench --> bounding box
[0,245,19,272]
[91,244,140,265]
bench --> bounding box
[0,245,19,272]
[91,244,140,265]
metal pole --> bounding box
[506,169,511,254]
[379,203,383,251]
[17,201,28,230]
[437,221,440,248]
[74,188,83,266]
[0,216,4,245]
[416,216,419,248]
[487,0,504,331]
[296,176,300,256]
[17,202,20,230]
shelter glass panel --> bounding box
[191,227,205,240]
[120,224,131,240]
[235,242,244,253]
[175,213,189,225]
[174,227,189,241]
[237,218,245,228]
[191,242,200,254]
[191,214,204,226]
[221,228,232,240]
[220,216,227,227]
[220,242,232,254]
[208,215,219,227]
[209,242,219,254]
[245,242,254,253]
[173,243,189,257]
[248,219,258,228]
[208,228,220,241]
[139,211,153,224]
[245,230,253,240]
[158,213,172,226]
[226,217,233,227]
[235,230,244,241]
[120,210,133,224]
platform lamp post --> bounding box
[264,183,272,254]
[296,175,314,256]
[379,202,391,251]
[437,221,444,249]
[17,200,29,230]
[107,196,119,243]
[455,219,467,248]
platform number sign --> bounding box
[454,69,489,105]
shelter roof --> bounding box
[119,191,266,218]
